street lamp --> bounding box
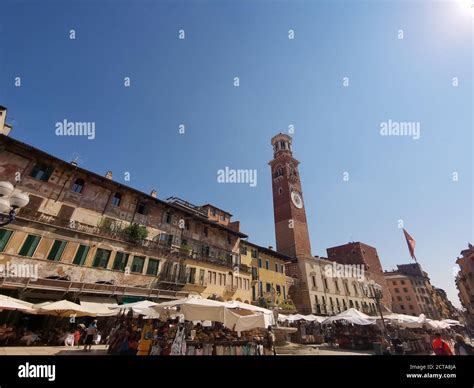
[0,181,30,227]
[363,280,388,338]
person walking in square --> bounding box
[83,320,98,352]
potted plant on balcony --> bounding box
[180,243,193,256]
[97,217,122,236]
[123,223,148,244]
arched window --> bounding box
[111,193,122,207]
[289,164,296,176]
[71,178,85,193]
[273,165,284,178]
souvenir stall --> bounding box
[381,313,429,354]
[153,297,274,355]
[279,314,326,344]
[107,297,276,355]
[321,308,379,350]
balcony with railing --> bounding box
[18,209,250,273]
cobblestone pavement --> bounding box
[276,343,374,356]
[0,345,108,355]
[0,343,372,356]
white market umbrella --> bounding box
[425,319,451,330]
[110,300,160,316]
[382,313,426,328]
[154,297,270,332]
[33,300,96,317]
[0,294,34,312]
[322,308,376,326]
[0,298,35,313]
[110,300,158,310]
[441,319,463,327]
[224,300,271,314]
[224,300,275,326]
[80,301,119,317]
[284,314,326,323]
[305,314,326,323]
[135,308,161,320]
[224,308,267,332]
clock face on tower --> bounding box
[291,190,303,209]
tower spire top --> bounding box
[271,133,293,158]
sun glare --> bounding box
[458,0,474,14]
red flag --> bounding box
[403,228,417,262]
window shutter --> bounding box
[58,205,75,221]
[0,229,13,252]
[47,240,66,261]
[19,235,41,257]
[73,245,89,265]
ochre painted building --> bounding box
[240,241,292,306]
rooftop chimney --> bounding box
[150,189,157,198]
[105,171,113,180]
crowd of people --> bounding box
[105,312,275,356]
[1,307,472,356]
[0,318,106,348]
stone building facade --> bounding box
[384,263,439,319]
[326,242,393,311]
[0,134,251,304]
[456,244,474,328]
[431,287,457,320]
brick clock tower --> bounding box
[269,133,311,258]
[269,133,313,312]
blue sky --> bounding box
[0,0,472,307]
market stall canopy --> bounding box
[289,314,306,321]
[305,314,326,323]
[109,300,160,316]
[0,298,34,312]
[110,300,158,310]
[223,300,275,326]
[382,313,426,328]
[80,301,119,317]
[224,308,267,332]
[281,314,326,323]
[162,298,228,323]
[154,297,271,331]
[224,300,271,314]
[0,294,35,313]
[137,308,161,319]
[425,319,451,330]
[441,319,463,327]
[322,308,376,326]
[33,300,97,317]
